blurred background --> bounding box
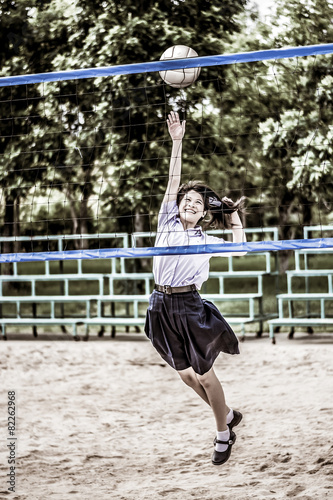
[1,0,332,270]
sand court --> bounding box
[0,333,332,500]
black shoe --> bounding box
[228,410,243,430]
[212,430,236,466]
[213,410,243,447]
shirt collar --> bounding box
[176,217,202,236]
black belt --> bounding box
[154,284,197,294]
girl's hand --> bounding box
[222,197,234,205]
[167,111,186,141]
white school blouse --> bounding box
[153,200,227,290]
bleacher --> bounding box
[0,226,307,342]
[268,226,333,343]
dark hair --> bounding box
[176,180,246,229]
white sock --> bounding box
[226,408,234,425]
[215,428,230,453]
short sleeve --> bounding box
[204,233,230,257]
[205,234,225,245]
[157,200,179,229]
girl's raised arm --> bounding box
[162,111,186,204]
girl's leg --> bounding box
[177,366,211,406]
[178,365,236,460]
[195,366,230,431]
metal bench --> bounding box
[0,295,99,318]
[0,318,82,340]
[0,294,149,338]
[83,316,261,339]
[94,292,274,339]
[107,270,272,295]
[294,247,333,271]
[276,293,333,319]
[0,317,147,340]
[286,270,333,294]
[107,273,153,294]
[271,238,333,343]
[0,315,269,341]
[209,271,270,295]
[268,318,333,344]
[0,274,104,295]
[0,228,279,341]
[0,293,273,339]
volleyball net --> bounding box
[1,43,333,263]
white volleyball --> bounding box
[159,45,201,88]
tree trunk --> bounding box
[67,184,91,250]
[1,194,15,281]
[14,195,21,253]
[134,209,150,272]
[301,197,312,239]
[67,192,79,248]
[278,191,296,274]
[79,195,89,250]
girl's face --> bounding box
[178,190,206,229]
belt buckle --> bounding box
[164,285,172,295]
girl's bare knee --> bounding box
[178,367,197,387]
[196,367,215,388]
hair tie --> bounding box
[208,196,222,208]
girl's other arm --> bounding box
[229,206,247,256]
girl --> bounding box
[145,111,247,466]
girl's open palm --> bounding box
[167,111,186,140]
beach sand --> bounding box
[0,331,332,500]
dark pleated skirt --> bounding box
[144,290,239,375]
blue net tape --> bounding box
[1,43,333,87]
[1,238,333,263]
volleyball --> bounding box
[159,45,201,88]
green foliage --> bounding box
[0,0,332,251]
[256,0,333,236]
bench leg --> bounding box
[288,301,295,338]
[83,323,89,341]
[98,302,105,337]
[239,323,245,342]
[269,324,276,344]
[1,324,7,341]
[256,298,264,337]
[73,323,80,341]
[125,303,130,333]
[111,302,116,337]
[256,321,263,337]
[59,296,67,334]
[32,303,38,338]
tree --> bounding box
[0,1,107,249]
[209,0,333,270]
[52,0,249,236]
[1,0,249,254]
[255,0,333,269]
[0,0,49,253]
[4,0,332,273]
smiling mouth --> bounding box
[185,209,196,214]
